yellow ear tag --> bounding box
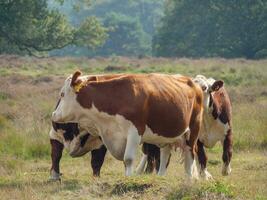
[74,81,86,93]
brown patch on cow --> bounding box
[50,139,64,173]
[197,140,207,170]
[222,128,233,166]
[211,80,224,92]
[76,74,203,139]
[73,74,127,93]
[211,87,232,124]
[91,145,107,177]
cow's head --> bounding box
[193,75,224,109]
[52,71,85,123]
[52,121,102,157]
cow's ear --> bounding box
[71,71,82,87]
[211,80,224,91]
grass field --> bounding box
[0,55,267,199]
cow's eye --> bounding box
[61,92,64,98]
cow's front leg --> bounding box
[124,126,141,176]
[157,145,171,176]
[197,140,213,180]
[50,139,64,181]
[91,145,107,177]
[222,129,233,176]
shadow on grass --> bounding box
[48,179,82,194]
[111,181,152,195]
[208,160,221,166]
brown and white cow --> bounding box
[52,72,203,179]
[193,75,233,179]
[136,75,233,179]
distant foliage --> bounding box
[0,0,107,56]
[93,12,151,56]
[51,0,164,56]
[153,0,267,59]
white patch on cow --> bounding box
[52,76,86,123]
[193,75,215,109]
[200,168,213,180]
[76,104,132,161]
[222,163,232,176]
[158,145,171,176]
[184,145,199,180]
[124,126,141,176]
[199,113,229,148]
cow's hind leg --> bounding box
[124,126,141,176]
[91,145,107,177]
[145,144,160,174]
[222,128,233,176]
[157,145,171,176]
[50,139,64,181]
[197,140,213,180]
[185,108,202,180]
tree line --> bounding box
[0,0,266,59]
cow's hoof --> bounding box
[49,176,61,182]
[222,164,231,176]
[200,169,213,180]
[49,170,62,182]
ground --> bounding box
[1,150,267,200]
[0,55,266,199]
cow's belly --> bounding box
[141,125,189,146]
[80,109,131,160]
[199,120,227,148]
